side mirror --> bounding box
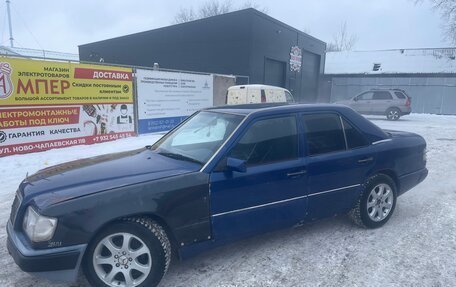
[353,97,358,102]
[226,157,247,173]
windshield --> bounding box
[152,111,244,165]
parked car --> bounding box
[226,84,295,104]
[335,89,412,120]
[7,103,428,287]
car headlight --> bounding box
[22,206,57,242]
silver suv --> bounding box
[336,89,412,120]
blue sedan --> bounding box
[7,103,428,287]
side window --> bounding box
[261,89,266,103]
[229,116,298,165]
[356,92,373,101]
[302,114,345,156]
[372,91,393,100]
[342,118,369,149]
[285,91,295,103]
[394,91,406,99]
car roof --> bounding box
[364,88,406,92]
[205,103,352,116]
[227,84,290,92]
[204,103,389,144]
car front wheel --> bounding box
[386,108,401,121]
[349,174,397,228]
[83,217,171,287]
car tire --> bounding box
[83,217,171,287]
[386,108,401,121]
[349,174,397,229]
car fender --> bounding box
[42,172,211,249]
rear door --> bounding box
[372,91,393,113]
[301,113,375,219]
[209,114,307,241]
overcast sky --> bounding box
[0,0,450,54]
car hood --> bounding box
[19,148,202,207]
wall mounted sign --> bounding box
[0,57,135,156]
[290,46,302,72]
[136,69,213,134]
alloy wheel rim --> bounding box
[367,183,394,222]
[93,232,152,287]
[388,110,399,120]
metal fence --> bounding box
[327,75,456,115]
[0,46,80,61]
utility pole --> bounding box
[6,0,14,47]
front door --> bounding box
[209,115,307,242]
[352,92,374,114]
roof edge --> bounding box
[79,8,325,48]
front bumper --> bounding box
[6,221,87,282]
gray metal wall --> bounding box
[79,9,326,104]
[327,75,456,115]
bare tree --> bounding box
[198,0,233,18]
[239,0,269,14]
[327,21,358,52]
[173,8,197,24]
[173,0,267,24]
[417,0,456,44]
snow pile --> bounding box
[0,114,455,286]
[325,48,456,74]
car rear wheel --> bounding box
[83,217,171,287]
[349,174,397,228]
[386,108,401,121]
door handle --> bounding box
[358,157,374,164]
[287,170,307,177]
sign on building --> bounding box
[0,57,135,156]
[290,46,302,72]
[136,69,213,133]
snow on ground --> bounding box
[1,114,456,287]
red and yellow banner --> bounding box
[0,57,136,156]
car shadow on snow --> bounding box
[364,116,413,122]
[36,207,416,287]
[160,214,360,285]
[62,215,355,287]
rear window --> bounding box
[302,114,346,156]
[285,91,295,102]
[372,91,393,100]
[394,91,406,99]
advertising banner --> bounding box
[0,57,135,156]
[136,69,213,133]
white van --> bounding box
[226,85,295,105]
